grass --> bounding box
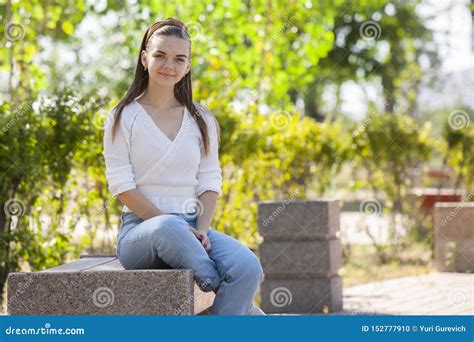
[341,243,435,288]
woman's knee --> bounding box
[118,215,191,270]
[233,253,264,284]
[250,257,265,283]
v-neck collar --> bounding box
[133,99,188,145]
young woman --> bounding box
[103,18,265,315]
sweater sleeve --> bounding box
[103,109,137,197]
[196,109,223,197]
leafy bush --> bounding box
[0,91,108,306]
[213,104,351,249]
[350,113,436,262]
[442,110,474,192]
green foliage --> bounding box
[307,0,440,120]
[212,104,351,248]
[351,113,435,211]
[442,111,474,192]
[0,0,469,312]
[159,0,338,108]
[0,1,92,102]
[0,91,107,306]
[350,113,436,262]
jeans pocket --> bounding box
[118,213,143,243]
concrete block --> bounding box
[260,239,342,277]
[434,203,474,273]
[435,237,474,273]
[261,276,343,314]
[258,200,340,240]
[434,202,474,240]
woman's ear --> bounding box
[141,50,148,70]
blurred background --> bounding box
[0,0,472,312]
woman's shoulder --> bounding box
[109,101,140,124]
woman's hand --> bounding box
[189,228,212,252]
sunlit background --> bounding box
[0,0,472,313]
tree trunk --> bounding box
[304,88,325,122]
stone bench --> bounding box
[7,254,215,315]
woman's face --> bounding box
[141,35,191,87]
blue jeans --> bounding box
[116,211,265,315]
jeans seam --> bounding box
[120,236,148,244]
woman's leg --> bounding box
[206,229,265,315]
[117,212,265,314]
[117,214,221,292]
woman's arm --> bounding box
[103,110,164,220]
[196,190,219,234]
[117,189,164,220]
[194,106,222,234]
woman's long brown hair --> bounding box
[110,17,216,156]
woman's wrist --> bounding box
[196,226,209,235]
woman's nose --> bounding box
[163,58,174,69]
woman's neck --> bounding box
[138,81,181,110]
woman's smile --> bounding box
[159,72,175,78]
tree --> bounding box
[299,0,440,121]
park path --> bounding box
[338,272,473,315]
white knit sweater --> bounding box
[103,100,222,214]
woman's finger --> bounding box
[189,228,204,241]
[203,238,211,251]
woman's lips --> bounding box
[159,72,175,77]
